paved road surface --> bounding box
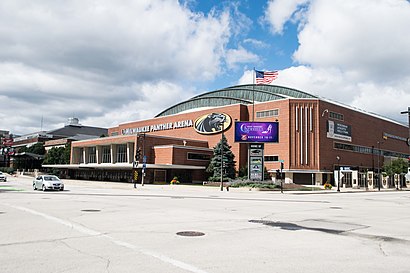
[1,175,410,273]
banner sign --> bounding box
[327,120,352,142]
[249,143,264,181]
[235,122,279,143]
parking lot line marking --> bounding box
[5,203,209,273]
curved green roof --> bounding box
[156,84,317,117]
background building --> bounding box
[10,118,108,170]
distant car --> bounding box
[33,175,64,191]
[0,171,6,182]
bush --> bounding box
[230,179,277,189]
[0,167,15,174]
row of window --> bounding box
[256,109,279,118]
[188,153,280,162]
[329,111,344,121]
[79,145,128,164]
[334,142,409,159]
[79,148,282,164]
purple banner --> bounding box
[234,122,279,143]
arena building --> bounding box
[46,84,410,187]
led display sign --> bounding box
[234,122,279,143]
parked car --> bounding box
[0,171,6,182]
[33,175,64,191]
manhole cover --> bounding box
[176,231,205,237]
[329,207,342,209]
[81,209,101,212]
[0,211,5,214]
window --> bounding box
[116,144,127,163]
[88,147,96,163]
[256,109,279,118]
[329,111,344,121]
[188,153,211,161]
[264,155,279,162]
[102,146,111,163]
[334,142,410,159]
[79,148,84,164]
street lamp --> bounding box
[400,107,410,143]
[220,121,224,191]
[377,140,383,191]
[336,156,341,192]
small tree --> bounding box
[43,144,71,165]
[383,158,408,178]
[206,135,236,182]
[19,142,45,155]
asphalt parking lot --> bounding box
[1,175,410,273]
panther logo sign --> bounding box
[194,113,231,134]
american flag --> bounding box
[255,70,278,84]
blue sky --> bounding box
[187,0,301,90]
[1,0,410,135]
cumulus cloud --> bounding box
[0,0,235,134]
[264,0,310,34]
[261,0,410,124]
[225,46,259,69]
[83,81,195,128]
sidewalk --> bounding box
[15,174,409,194]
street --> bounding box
[1,175,410,273]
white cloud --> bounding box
[261,0,410,124]
[264,0,310,34]
[0,0,234,134]
[83,81,195,128]
[293,0,410,81]
[225,46,259,69]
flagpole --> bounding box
[252,67,255,121]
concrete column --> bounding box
[111,144,116,164]
[367,171,374,189]
[315,173,323,186]
[82,148,86,164]
[96,146,102,164]
[352,171,359,188]
[127,143,134,164]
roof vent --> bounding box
[66,117,80,126]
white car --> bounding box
[33,175,64,191]
[0,171,6,182]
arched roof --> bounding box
[156,84,317,117]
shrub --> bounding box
[324,183,332,190]
[170,176,180,185]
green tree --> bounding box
[206,135,236,182]
[19,142,45,155]
[43,144,71,164]
[383,158,408,178]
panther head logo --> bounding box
[194,113,231,134]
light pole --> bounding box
[400,107,410,191]
[377,140,383,191]
[336,156,340,192]
[401,107,410,143]
[220,121,224,191]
